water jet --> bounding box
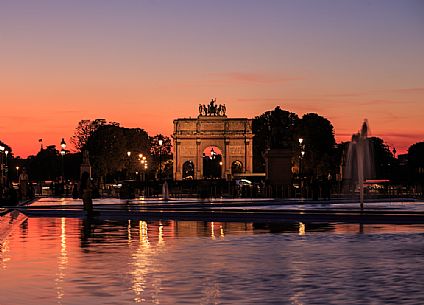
[344,120,374,210]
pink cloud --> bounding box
[357,99,412,106]
[393,87,424,94]
[208,72,303,84]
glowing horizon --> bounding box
[1,0,423,157]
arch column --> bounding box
[195,139,201,180]
[224,138,230,180]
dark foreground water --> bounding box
[1,213,423,304]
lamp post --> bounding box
[60,138,67,192]
[158,139,163,182]
[16,166,20,181]
[127,151,132,179]
[0,146,4,187]
[139,154,147,182]
[140,156,148,196]
[60,138,66,181]
[4,150,8,183]
[298,138,305,197]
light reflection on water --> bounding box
[0,215,423,305]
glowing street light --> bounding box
[126,151,133,179]
[298,138,306,197]
[60,138,66,183]
[139,154,148,182]
[158,139,163,181]
[0,146,4,186]
[60,138,66,149]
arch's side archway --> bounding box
[172,102,253,181]
[182,161,195,180]
[231,160,243,175]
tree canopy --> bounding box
[297,113,336,177]
[71,119,119,151]
[408,141,424,185]
[252,107,337,178]
[252,106,299,172]
[84,124,150,179]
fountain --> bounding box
[344,120,374,210]
[162,180,170,201]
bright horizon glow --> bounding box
[1,0,423,157]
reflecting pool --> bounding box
[1,211,423,304]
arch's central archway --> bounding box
[203,146,222,179]
[172,101,253,181]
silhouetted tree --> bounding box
[71,119,119,151]
[27,145,61,181]
[0,140,14,184]
[0,140,12,155]
[150,134,173,180]
[369,137,397,180]
[84,124,150,182]
[252,106,299,172]
[63,152,83,181]
[408,142,424,192]
[297,113,337,178]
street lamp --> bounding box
[0,146,5,187]
[298,138,305,197]
[16,166,19,180]
[126,151,132,179]
[139,155,147,182]
[4,150,9,180]
[60,138,66,189]
[158,139,163,181]
[60,138,66,150]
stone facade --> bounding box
[173,115,253,181]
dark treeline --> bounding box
[1,106,423,199]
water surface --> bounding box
[1,211,423,304]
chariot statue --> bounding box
[198,99,227,117]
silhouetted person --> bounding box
[19,168,29,199]
[323,173,332,201]
[79,172,93,214]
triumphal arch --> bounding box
[173,99,253,181]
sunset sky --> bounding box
[1,0,423,157]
